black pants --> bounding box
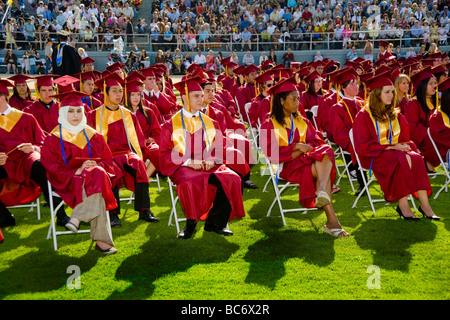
[205,174,232,229]
[112,163,151,213]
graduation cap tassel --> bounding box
[185,84,190,113]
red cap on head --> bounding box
[8,74,33,85]
[244,64,260,76]
[255,69,275,84]
[139,67,155,78]
[94,72,125,91]
[53,75,79,93]
[173,76,203,95]
[410,66,435,88]
[126,70,146,82]
[267,75,298,96]
[186,63,202,73]
[379,40,390,47]
[35,74,57,87]
[79,57,95,65]
[438,77,450,92]
[334,67,358,85]
[51,91,90,107]
[304,70,321,83]
[0,79,14,96]
[106,62,125,73]
[365,73,394,91]
[74,71,96,82]
[125,80,145,93]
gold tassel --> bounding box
[185,84,190,113]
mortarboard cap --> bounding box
[267,75,298,96]
[173,76,203,95]
[0,79,14,96]
[79,57,95,65]
[8,74,33,84]
[51,90,90,107]
[365,73,394,91]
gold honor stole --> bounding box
[366,106,400,145]
[439,108,450,129]
[95,106,143,159]
[171,110,216,155]
[271,115,308,147]
[51,125,96,149]
[0,108,23,133]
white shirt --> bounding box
[0,105,12,116]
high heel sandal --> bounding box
[418,206,440,220]
[396,206,420,220]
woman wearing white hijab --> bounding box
[41,91,121,254]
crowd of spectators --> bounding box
[149,0,450,53]
[0,0,142,52]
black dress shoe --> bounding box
[0,215,16,228]
[243,179,259,189]
[418,206,440,220]
[139,209,159,223]
[56,215,70,227]
[109,211,122,227]
[396,206,420,220]
[177,219,197,239]
[204,223,234,236]
[354,183,367,197]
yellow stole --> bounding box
[50,125,97,149]
[440,109,450,129]
[0,108,23,133]
[271,115,308,147]
[171,110,216,155]
[95,105,143,159]
[366,106,401,145]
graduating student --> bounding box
[7,74,36,111]
[429,77,450,160]
[0,79,69,227]
[199,73,256,189]
[141,67,180,122]
[260,76,349,237]
[80,56,96,72]
[124,79,161,179]
[159,76,246,239]
[299,70,326,120]
[41,91,120,254]
[235,64,259,123]
[352,74,439,220]
[329,67,366,195]
[248,69,274,128]
[404,67,442,172]
[23,75,61,134]
[87,72,159,227]
[74,71,103,110]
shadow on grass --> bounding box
[353,218,438,272]
[0,226,101,299]
[107,226,240,300]
[243,228,336,290]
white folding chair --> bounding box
[427,128,450,199]
[167,177,185,234]
[8,198,41,220]
[149,173,161,192]
[335,147,357,192]
[349,129,417,215]
[46,181,98,251]
[262,153,318,226]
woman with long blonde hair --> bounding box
[394,73,411,114]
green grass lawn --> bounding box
[0,159,449,301]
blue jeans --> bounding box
[45,57,51,74]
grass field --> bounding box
[0,157,449,302]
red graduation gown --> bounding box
[87,106,149,191]
[40,127,119,211]
[0,109,45,185]
[159,110,246,222]
[260,116,336,208]
[404,99,441,167]
[249,94,265,128]
[23,100,60,134]
[214,88,239,117]
[8,95,36,111]
[429,110,450,159]
[317,90,338,142]
[202,105,252,177]
[329,96,364,163]
[299,91,323,111]
[236,83,256,123]
[144,91,181,121]
[134,107,161,173]
[353,109,431,202]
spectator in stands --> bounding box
[242,50,255,67]
[194,49,206,68]
[3,49,18,74]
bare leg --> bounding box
[312,156,349,236]
[398,196,418,218]
[417,189,437,217]
[146,162,156,179]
